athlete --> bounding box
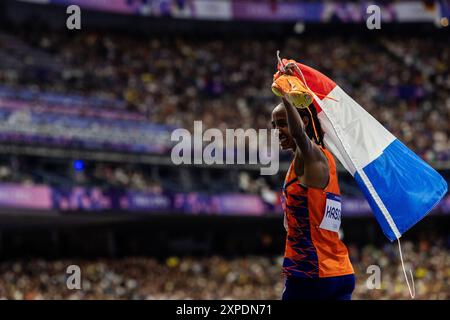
[271,93,355,300]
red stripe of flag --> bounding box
[294,63,337,114]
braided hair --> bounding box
[298,104,325,149]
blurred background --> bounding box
[0,0,449,299]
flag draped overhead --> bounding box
[280,60,448,241]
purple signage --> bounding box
[0,183,448,217]
[0,184,52,209]
[122,192,172,212]
[232,2,322,22]
[52,187,112,211]
[52,0,141,15]
[34,0,443,23]
[51,0,190,16]
[172,193,269,215]
[215,194,267,215]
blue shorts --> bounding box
[282,274,356,300]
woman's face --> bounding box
[271,104,308,151]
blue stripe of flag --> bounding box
[354,139,448,241]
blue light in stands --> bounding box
[73,160,85,171]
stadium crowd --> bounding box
[0,30,448,162]
[0,239,448,300]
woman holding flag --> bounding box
[271,61,355,300]
[271,52,446,300]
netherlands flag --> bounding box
[285,60,448,241]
